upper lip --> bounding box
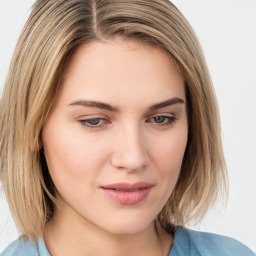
[101,182,153,190]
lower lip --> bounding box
[101,187,152,205]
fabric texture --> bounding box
[169,227,255,256]
[1,227,255,256]
[0,237,49,256]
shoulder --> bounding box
[171,227,255,256]
[0,237,49,256]
[0,237,39,256]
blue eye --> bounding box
[153,116,166,123]
[79,118,106,128]
[148,115,176,126]
[86,118,101,125]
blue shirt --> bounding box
[1,227,255,256]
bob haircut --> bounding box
[0,0,227,240]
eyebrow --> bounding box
[68,97,184,112]
[68,100,119,112]
[148,97,185,111]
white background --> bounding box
[0,0,255,252]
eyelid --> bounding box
[77,115,111,129]
[76,113,107,119]
[146,112,176,120]
[146,113,178,127]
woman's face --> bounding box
[42,40,188,235]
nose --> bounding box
[110,124,149,172]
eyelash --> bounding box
[79,118,108,128]
[146,116,177,126]
[78,115,177,129]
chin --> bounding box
[98,213,156,236]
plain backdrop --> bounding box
[0,0,255,252]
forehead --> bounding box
[57,39,185,108]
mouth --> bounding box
[107,188,146,192]
[100,182,153,205]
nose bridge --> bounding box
[111,121,148,171]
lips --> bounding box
[101,182,153,205]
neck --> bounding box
[43,206,173,256]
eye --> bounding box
[147,115,177,126]
[153,116,167,123]
[79,118,108,128]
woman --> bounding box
[0,0,255,255]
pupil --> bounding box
[154,116,165,123]
[88,118,100,125]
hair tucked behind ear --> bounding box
[0,0,227,240]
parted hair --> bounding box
[0,0,227,240]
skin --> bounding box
[42,39,188,256]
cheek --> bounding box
[155,128,187,165]
[43,123,105,170]
[151,125,188,186]
[161,138,187,171]
[41,123,111,197]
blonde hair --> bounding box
[0,0,227,240]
